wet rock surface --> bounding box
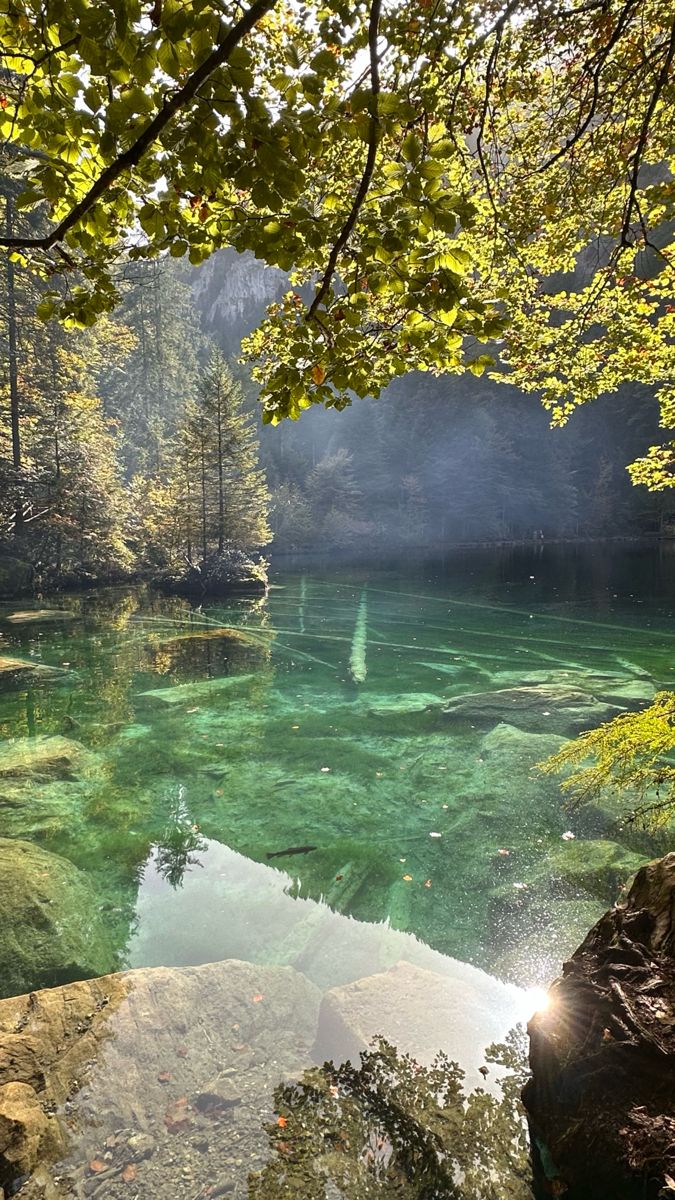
[523,852,675,1199]
[0,960,321,1199]
[0,840,116,998]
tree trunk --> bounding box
[6,195,22,533]
[217,380,224,555]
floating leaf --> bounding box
[402,874,413,881]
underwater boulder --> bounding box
[314,958,525,1090]
[529,838,649,900]
[524,852,675,1199]
[441,685,618,734]
[0,839,116,997]
[0,736,95,783]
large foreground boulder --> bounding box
[523,852,675,1199]
[0,960,321,1198]
[0,840,116,997]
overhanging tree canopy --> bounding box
[1,0,674,479]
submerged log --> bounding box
[522,852,675,1199]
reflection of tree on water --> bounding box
[153,785,207,888]
[250,1031,532,1200]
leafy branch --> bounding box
[539,691,675,829]
[0,0,277,252]
[307,0,381,320]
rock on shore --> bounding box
[523,852,675,1199]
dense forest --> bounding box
[0,237,670,592]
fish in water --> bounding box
[266,844,317,860]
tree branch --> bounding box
[619,16,675,249]
[307,0,381,320]
[0,0,276,252]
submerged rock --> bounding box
[441,684,618,733]
[531,838,649,899]
[137,672,256,705]
[523,851,675,1199]
[4,610,75,624]
[314,958,525,1090]
[0,736,93,782]
[0,839,116,997]
[0,657,61,684]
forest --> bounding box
[0,2,674,1200]
[1,241,671,593]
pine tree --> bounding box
[167,351,271,566]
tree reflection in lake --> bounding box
[250,1031,533,1200]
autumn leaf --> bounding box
[88,1160,107,1174]
[252,993,264,1003]
[0,96,7,110]
[157,1071,172,1083]
[122,1164,137,1183]
[276,1115,288,1128]
[402,874,413,881]
[311,365,326,385]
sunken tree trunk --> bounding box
[523,852,675,1199]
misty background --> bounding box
[191,249,668,555]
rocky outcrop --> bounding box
[157,550,268,599]
[523,852,675,1199]
[0,840,116,998]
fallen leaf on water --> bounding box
[429,831,442,838]
[276,1116,288,1128]
[122,1164,137,1184]
[497,848,510,856]
[424,879,432,888]
[88,1160,107,1174]
[186,707,200,713]
[561,830,575,841]
[320,766,330,772]
[402,874,413,882]
[335,874,343,881]
[252,993,264,1003]
[215,789,224,796]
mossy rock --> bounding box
[532,838,649,899]
[0,839,116,998]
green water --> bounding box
[1,543,673,1001]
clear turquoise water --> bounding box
[0,543,673,1001]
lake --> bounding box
[0,542,673,1196]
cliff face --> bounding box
[190,249,286,353]
[523,852,675,1200]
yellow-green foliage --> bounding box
[539,691,675,829]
